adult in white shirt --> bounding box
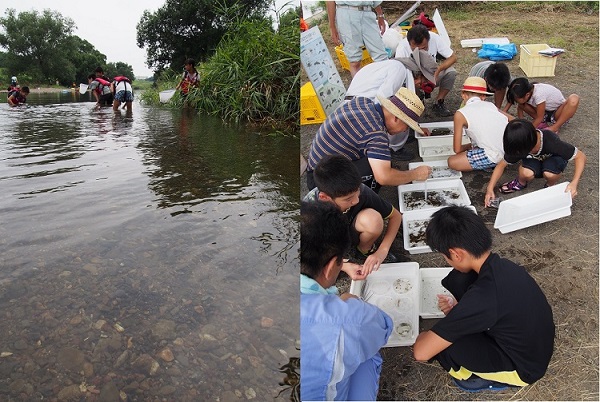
[395,24,457,117]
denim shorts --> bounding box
[522,155,568,177]
[466,147,496,170]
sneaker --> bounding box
[432,102,453,117]
[453,376,509,392]
[392,147,414,161]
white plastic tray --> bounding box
[349,262,420,347]
[494,181,572,234]
[416,121,455,140]
[397,179,471,214]
[402,206,477,254]
[408,160,462,182]
[460,37,510,48]
[419,267,453,319]
[416,122,469,162]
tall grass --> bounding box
[142,17,299,130]
[188,18,299,127]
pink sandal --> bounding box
[499,178,527,194]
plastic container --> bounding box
[415,122,469,162]
[79,83,88,94]
[494,181,572,233]
[349,262,420,347]
[159,89,176,103]
[519,44,557,77]
[408,160,462,182]
[334,45,373,71]
[460,37,510,48]
[397,179,471,213]
[402,206,477,254]
[419,267,453,319]
[300,82,326,125]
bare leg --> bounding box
[447,152,473,172]
[543,171,561,186]
[354,208,384,254]
[349,61,361,78]
[548,94,579,133]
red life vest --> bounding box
[180,70,199,94]
[95,77,110,86]
[113,76,132,84]
[92,77,110,95]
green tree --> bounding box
[62,35,107,85]
[136,0,269,73]
[0,8,75,83]
[106,62,135,81]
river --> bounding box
[0,92,299,400]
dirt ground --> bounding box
[301,3,599,400]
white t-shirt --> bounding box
[346,60,414,101]
[527,83,565,111]
[456,97,508,163]
[395,31,453,60]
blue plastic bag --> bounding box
[477,43,518,61]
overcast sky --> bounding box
[2,0,298,78]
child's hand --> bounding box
[437,294,456,315]
[421,127,431,136]
[363,253,384,276]
[342,261,368,280]
[484,190,496,207]
[565,183,578,198]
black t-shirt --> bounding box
[345,183,393,223]
[505,129,576,164]
[303,183,394,223]
[432,253,555,384]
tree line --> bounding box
[0,9,133,86]
[0,1,299,127]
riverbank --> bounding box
[301,2,598,400]
[1,87,77,94]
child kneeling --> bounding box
[448,77,511,172]
[484,119,585,204]
[413,205,555,392]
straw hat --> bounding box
[461,76,494,95]
[395,48,437,85]
[377,87,425,134]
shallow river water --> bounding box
[0,92,299,401]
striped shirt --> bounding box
[307,97,390,172]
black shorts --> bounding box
[521,156,568,177]
[99,93,114,106]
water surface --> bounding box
[0,93,299,400]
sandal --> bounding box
[499,178,527,194]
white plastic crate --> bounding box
[419,267,453,319]
[402,206,477,254]
[349,262,420,347]
[494,182,572,233]
[397,179,471,214]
